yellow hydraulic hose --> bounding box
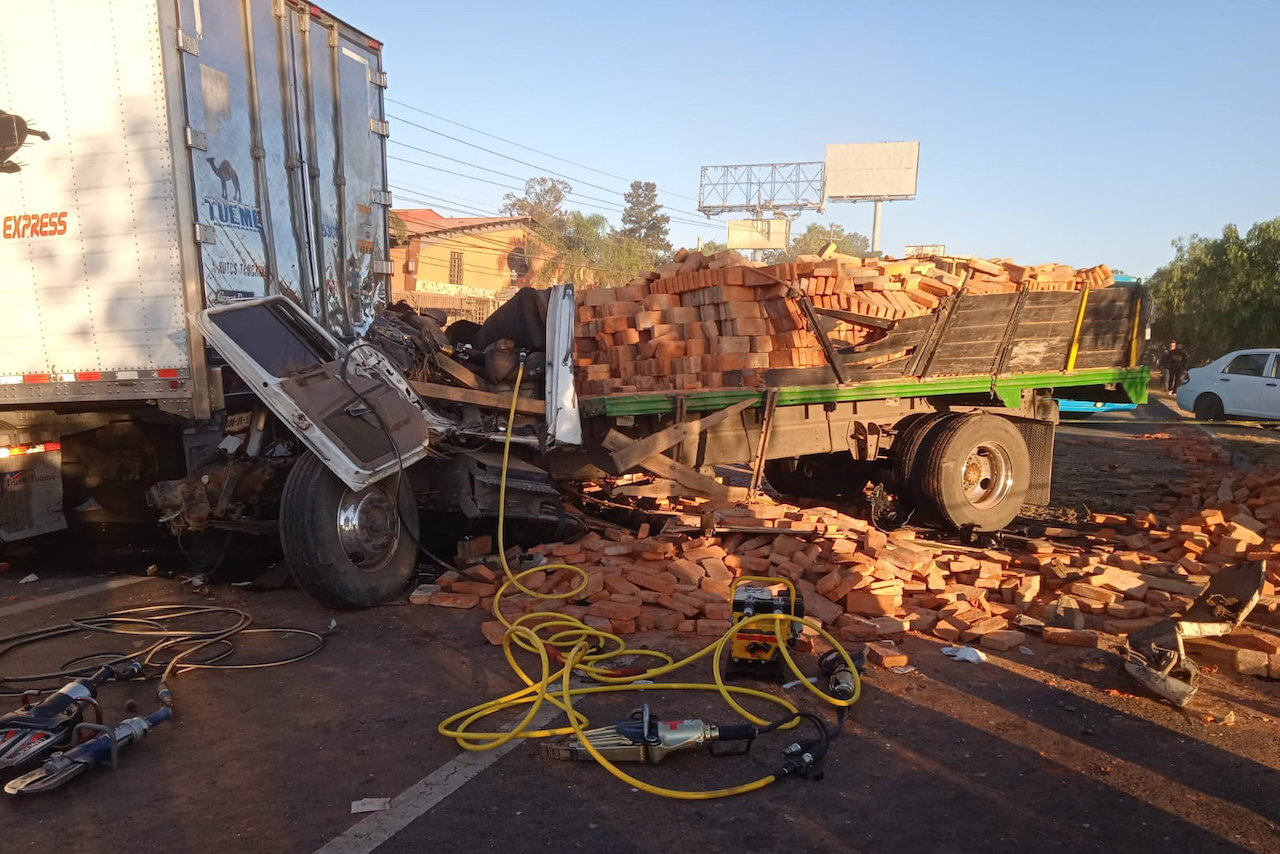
[437,360,861,799]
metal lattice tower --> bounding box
[697,162,826,216]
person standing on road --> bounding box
[1157,340,1189,393]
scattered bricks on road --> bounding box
[450,580,498,597]
[1103,616,1162,635]
[429,591,480,609]
[696,619,731,636]
[603,575,642,596]
[1220,631,1280,656]
[409,583,440,604]
[479,621,508,646]
[846,590,902,617]
[1105,600,1148,620]
[699,557,733,581]
[667,558,706,584]
[866,642,909,668]
[980,629,1027,651]
[960,615,1008,642]
[1042,627,1100,647]
[587,601,643,622]
[1187,639,1270,677]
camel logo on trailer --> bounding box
[0,109,49,175]
[201,155,263,234]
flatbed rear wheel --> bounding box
[915,414,1030,531]
[280,453,419,608]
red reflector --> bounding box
[44,442,61,452]
[309,4,322,16]
[368,38,381,49]
[169,380,180,389]
[75,371,101,381]
[157,369,179,378]
[23,374,49,384]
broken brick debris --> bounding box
[416,467,1280,677]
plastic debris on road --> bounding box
[941,646,988,664]
[351,798,391,814]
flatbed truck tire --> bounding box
[280,453,419,608]
[892,412,960,507]
[917,414,1030,531]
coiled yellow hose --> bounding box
[437,361,861,798]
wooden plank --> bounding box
[607,397,755,473]
[432,352,486,391]
[602,430,742,500]
[410,381,544,416]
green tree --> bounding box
[618,181,671,257]
[389,211,408,246]
[527,211,653,287]
[699,239,729,255]
[501,177,571,225]
[766,221,870,263]
[1149,217,1280,364]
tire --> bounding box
[764,458,802,495]
[891,414,954,486]
[1193,393,1225,421]
[765,454,879,499]
[916,414,1031,532]
[279,453,419,608]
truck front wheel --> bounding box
[916,414,1030,531]
[280,453,419,608]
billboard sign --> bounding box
[726,218,791,251]
[824,142,920,200]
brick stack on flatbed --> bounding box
[572,248,1117,397]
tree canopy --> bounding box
[500,176,671,286]
[1148,217,1280,364]
[767,222,871,263]
[618,181,671,257]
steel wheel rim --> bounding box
[335,483,401,573]
[960,441,1014,510]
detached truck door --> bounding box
[195,296,453,491]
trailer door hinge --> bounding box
[370,189,392,206]
[371,259,393,275]
[176,29,200,55]
[367,68,387,88]
[369,119,390,137]
[195,224,216,244]
[184,127,207,150]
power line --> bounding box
[387,111,710,221]
[385,97,703,205]
[387,145,719,231]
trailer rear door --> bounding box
[173,0,390,337]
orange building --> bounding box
[390,208,538,321]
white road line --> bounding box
[312,706,561,854]
[0,575,153,618]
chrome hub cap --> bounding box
[960,442,1014,510]
[335,484,400,573]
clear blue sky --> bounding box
[324,0,1278,277]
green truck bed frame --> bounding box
[580,365,1149,418]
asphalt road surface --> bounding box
[2,402,1278,854]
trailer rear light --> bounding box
[0,442,61,458]
[367,38,381,49]
[156,369,179,378]
[310,4,323,17]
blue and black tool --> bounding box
[0,662,140,776]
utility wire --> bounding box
[387,111,710,221]
[388,140,715,230]
[385,96,704,205]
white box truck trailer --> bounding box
[0,0,391,540]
